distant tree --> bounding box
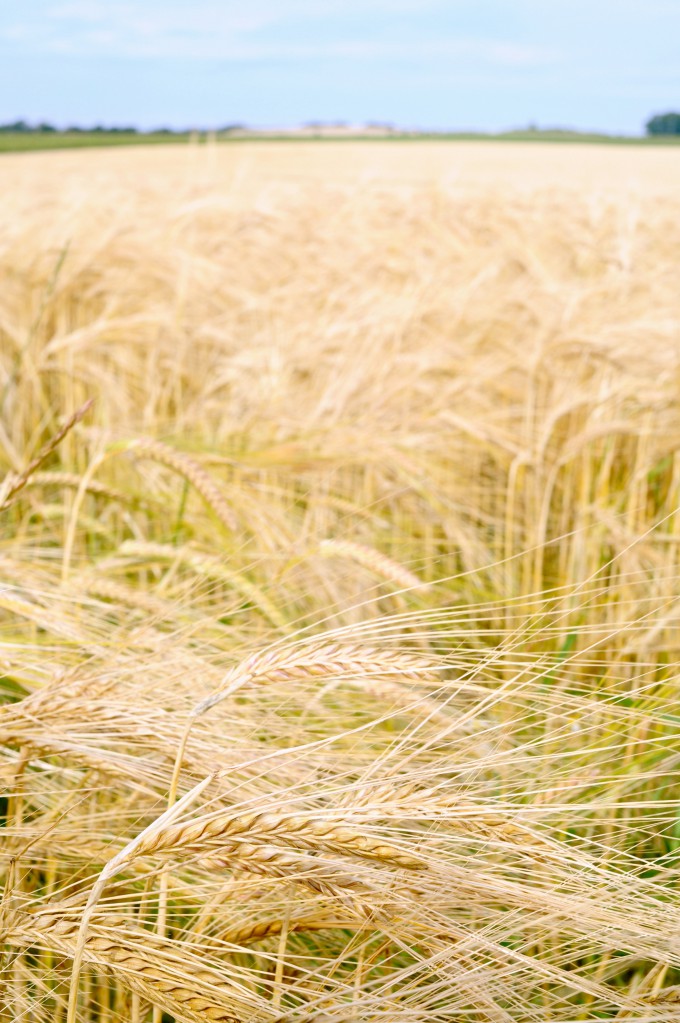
[646,112,680,135]
[0,120,30,133]
[36,122,57,133]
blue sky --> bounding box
[1,0,678,133]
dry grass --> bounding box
[1,143,680,1022]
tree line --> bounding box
[2,116,679,137]
[0,121,248,135]
[646,112,680,135]
[0,121,165,134]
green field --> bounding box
[0,131,191,153]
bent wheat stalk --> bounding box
[165,640,440,845]
[318,537,425,591]
[118,539,290,631]
[77,576,175,618]
[124,437,238,531]
[154,638,438,1002]
[196,843,371,899]
[11,909,273,1023]
[125,806,426,871]
[163,639,440,866]
[0,399,94,511]
[221,912,367,946]
[25,470,131,504]
[65,775,213,1023]
[195,639,440,714]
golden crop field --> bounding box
[2,141,680,1022]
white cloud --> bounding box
[47,3,276,37]
[4,3,556,67]
[45,0,443,34]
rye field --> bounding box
[2,141,680,1022]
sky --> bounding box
[1,0,678,134]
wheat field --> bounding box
[2,142,680,1022]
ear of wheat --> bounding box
[195,639,440,712]
[8,909,274,1023]
[125,437,238,532]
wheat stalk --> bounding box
[125,438,238,531]
[221,913,364,945]
[0,399,93,510]
[64,775,214,1023]
[117,540,290,630]
[25,470,131,503]
[648,987,680,1004]
[130,806,427,871]
[318,537,425,591]
[77,577,175,618]
[10,909,273,1023]
[195,639,440,713]
[196,843,370,899]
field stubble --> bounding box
[1,145,680,1021]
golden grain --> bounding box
[2,143,680,1023]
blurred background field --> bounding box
[2,141,680,1021]
[3,137,680,198]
